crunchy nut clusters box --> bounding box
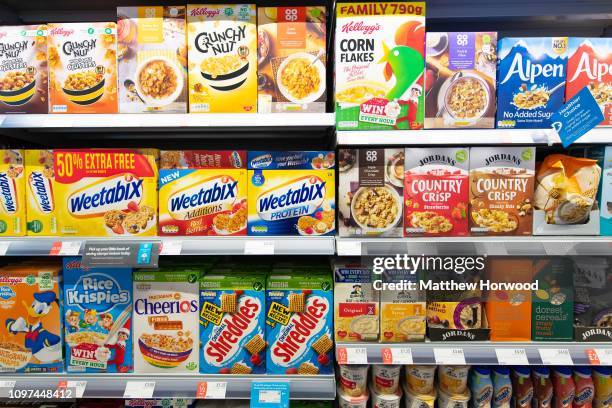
[25,150,58,236]
[0,150,25,236]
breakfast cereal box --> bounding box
[335,2,426,130]
[380,269,425,342]
[496,37,568,129]
[133,269,200,373]
[0,25,48,114]
[54,149,158,236]
[601,146,612,235]
[257,6,327,113]
[0,263,63,372]
[247,151,335,236]
[404,147,469,236]
[199,272,266,374]
[266,272,333,375]
[63,257,133,373]
[0,150,25,236]
[117,6,187,113]
[25,150,57,236]
[159,150,247,236]
[425,32,497,128]
[187,4,257,113]
[566,38,612,127]
[47,22,118,114]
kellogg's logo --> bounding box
[256,176,325,221]
[28,171,54,213]
[189,7,221,18]
[68,174,143,217]
[0,172,18,214]
[169,176,237,219]
[340,21,381,35]
[50,27,74,37]
[65,273,130,313]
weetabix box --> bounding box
[0,150,25,236]
[25,150,58,236]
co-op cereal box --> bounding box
[54,149,158,236]
[0,263,63,372]
[247,151,335,236]
[47,23,118,114]
[25,150,57,236]
[266,272,334,375]
[0,150,25,236]
[335,2,426,130]
[63,257,133,373]
[566,38,612,127]
[159,150,247,236]
[200,272,266,374]
[187,4,257,113]
[496,37,568,129]
[0,25,48,114]
[133,269,199,373]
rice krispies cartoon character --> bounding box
[80,309,98,329]
[66,311,80,333]
[99,313,114,331]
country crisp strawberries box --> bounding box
[0,150,26,236]
[266,272,334,375]
[200,272,266,374]
[25,150,58,236]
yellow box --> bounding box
[25,150,58,236]
[0,150,25,236]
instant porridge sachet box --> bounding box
[335,2,426,130]
[25,150,57,236]
[380,269,425,342]
[117,6,187,113]
[0,150,25,236]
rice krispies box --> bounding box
[200,272,266,374]
[0,150,25,236]
[25,150,57,236]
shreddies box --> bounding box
[63,257,133,373]
[25,150,57,236]
[187,4,257,113]
[47,23,118,114]
[0,150,25,236]
[117,6,188,113]
[257,6,327,113]
[335,2,426,130]
[0,25,48,114]
[496,37,568,129]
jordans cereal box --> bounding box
[25,150,58,236]
[0,150,25,236]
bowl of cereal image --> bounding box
[276,52,325,104]
[138,333,193,369]
[200,55,249,92]
[0,341,32,371]
[0,70,37,106]
[439,73,490,123]
[351,185,402,234]
[135,57,184,107]
[336,81,388,106]
[62,69,106,105]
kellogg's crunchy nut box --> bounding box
[54,149,158,236]
[381,269,425,342]
[47,23,118,114]
[0,25,48,114]
[187,4,257,113]
[0,150,25,236]
[335,2,426,130]
[25,150,57,236]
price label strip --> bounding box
[496,348,529,366]
[539,348,573,366]
[50,241,81,256]
[434,348,466,365]
[382,347,413,365]
[586,348,612,365]
[250,382,290,408]
[0,241,10,256]
[0,380,15,398]
[160,240,182,255]
[244,240,275,255]
[123,381,155,399]
[196,381,227,399]
[337,347,368,365]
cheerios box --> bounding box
[159,150,247,236]
[54,149,158,236]
[266,272,334,375]
[0,150,26,236]
[25,150,58,236]
[247,151,336,236]
[199,272,266,374]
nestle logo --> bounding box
[50,27,74,37]
[189,7,221,18]
[341,21,381,35]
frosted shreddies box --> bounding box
[496,37,568,129]
[335,2,426,130]
[25,150,57,236]
[0,150,25,236]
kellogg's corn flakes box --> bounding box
[247,151,335,236]
[0,150,25,236]
[47,22,118,114]
[159,150,247,236]
[25,150,57,236]
[187,4,257,113]
[54,149,158,236]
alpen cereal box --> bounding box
[200,272,266,374]
[566,38,612,127]
[335,2,426,130]
[0,25,48,114]
[54,149,158,236]
[25,150,57,236]
[266,272,334,375]
[133,269,200,373]
[63,257,133,373]
[247,151,335,236]
[47,23,118,114]
[187,4,257,113]
[496,37,568,129]
[0,150,25,236]
[117,6,187,113]
[257,6,327,113]
[159,150,247,236]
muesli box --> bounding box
[0,25,48,114]
[25,150,57,236]
[257,6,326,113]
[0,150,25,236]
[47,22,118,114]
[187,4,257,113]
[117,6,187,113]
[380,269,425,342]
[335,2,426,130]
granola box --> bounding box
[199,272,266,374]
[404,147,469,236]
[117,6,187,113]
[133,269,200,373]
[54,149,158,237]
[266,272,334,375]
[187,4,257,113]
[25,150,57,236]
[380,269,425,342]
[469,147,535,236]
[63,257,133,373]
[335,2,426,130]
[159,150,247,236]
[247,151,335,236]
[47,22,118,114]
[257,6,326,113]
[425,32,497,128]
[496,37,568,129]
[0,25,48,114]
[0,150,25,236]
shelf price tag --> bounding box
[434,348,466,365]
[196,381,227,399]
[496,348,529,366]
[0,241,10,256]
[337,347,368,365]
[251,382,290,408]
[49,241,81,256]
[244,240,274,255]
[336,240,362,256]
[539,348,573,366]
[0,380,15,398]
[586,349,612,365]
[123,381,155,399]
[59,381,87,398]
[160,240,182,255]
[382,347,413,365]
